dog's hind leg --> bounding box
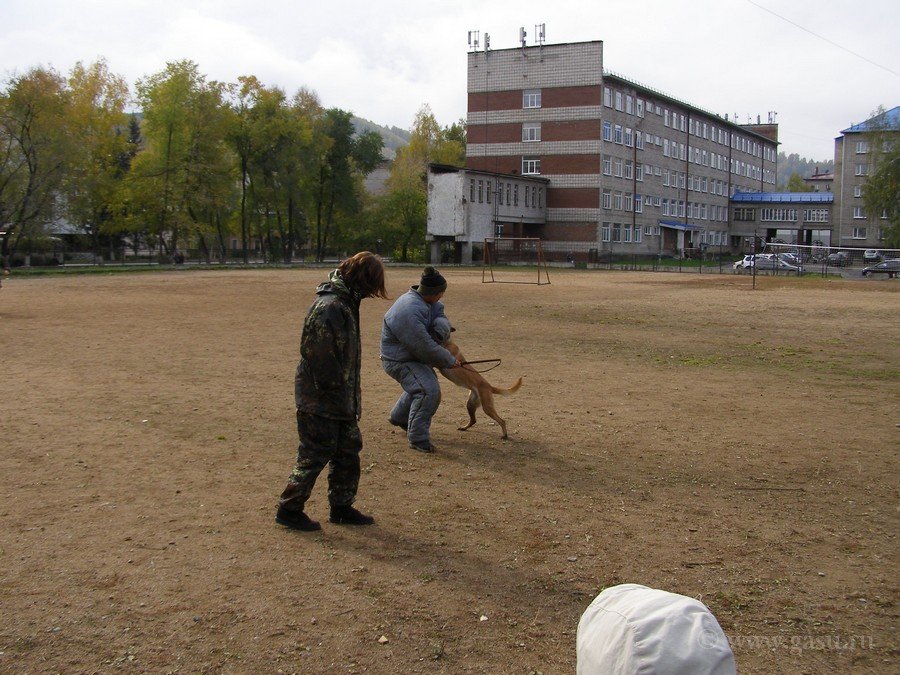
[479,390,509,439]
[458,390,480,431]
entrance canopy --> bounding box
[658,218,703,232]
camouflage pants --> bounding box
[278,410,363,513]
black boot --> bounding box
[329,504,375,525]
[275,506,321,531]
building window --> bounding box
[636,131,644,150]
[603,155,612,176]
[624,128,633,147]
[602,223,611,241]
[634,225,643,242]
[478,179,483,203]
[506,183,511,205]
[760,208,797,222]
[486,180,492,204]
[522,123,541,142]
[614,192,623,210]
[614,158,623,178]
[603,87,612,107]
[854,185,862,198]
[636,164,643,181]
[634,194,643,213]
[614,125,623,144]
[602,121,612,142]
[612,223,622,242]
[623,223,632,242]
[624,193,633,212]
[469,179,475,203]
[513,184,519,206]
[856,141,868,154]
[523,89,541,108]
[524,185,530,208]
[522,157,540,175]
[624,161,633,180]
[602,190,611,209]
[855,163,868,176]
[625,95,634,115]
[538,188,543,208]
[802,208,828,223]
[636,99,644,117]
[615,91,623,111]
[853,206,865,219]
[664,109,670,127]
[852,227,866,239]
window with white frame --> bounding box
[522,156,540,175]
[513,184,519,206]
[602,121,612,141]
[664,109,670,127]
[612,223,622,242]
[856,140,868,154]
[601,223,611,241]
[486,180,492,204]
[636,164,644,181]
[624,128,633,147]
[614,158,623,177]
[636,99,644,117]
[852,206,865,219]
[615,91,623,111]
[602,190,611,209]
[523,89,541,108]
[603,87,612,107]
[803,209,828,222]
[623,223,632,242]
[634,195,642,213]
[614,192,623,210]
[854,185,862,197]
[602,155,612,176]
[469,179,475,202]
[852,227,866,239]
[614,125,623,144]
[626,95,634,115]
[522,123,541,142]
[636,131,644,150]
[760,208,797,222]
[477,179,483,203]
[624,161,633,180]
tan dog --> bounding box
[439,340,523,439]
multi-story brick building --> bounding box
[832,106,899,249]
[458,40,779,259]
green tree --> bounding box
[861,106,900,247]
[785,172,806,192]
[0,66,71,263]
[376,105,463,262]
[129,60,232,258]
[64,59,130,262]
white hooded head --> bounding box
[576,584,736,675]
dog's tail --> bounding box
[491,376,523,396]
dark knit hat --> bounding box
[418,266,447,296]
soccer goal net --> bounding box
[482,237,551,285]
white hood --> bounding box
[576,584,737,675]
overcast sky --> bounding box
[1,0,897,161]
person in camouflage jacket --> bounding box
[276,252,387,532]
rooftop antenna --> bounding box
[467,30,480,52]
[768,110,778,123]
[484,32,490,53]
[520,26,527,50]
[535,22,545,60]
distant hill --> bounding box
[352,116,410,160]
[777,152,834,188]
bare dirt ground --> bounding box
[1,267,897,674]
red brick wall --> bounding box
[468,85,602,112]
[542,222,598,241]
[542,120,602,142]
[547,188,599,209]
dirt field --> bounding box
[1,267,897,674]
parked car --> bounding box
[755,257,802,273]
[733,253,773,270]
[863,249,882,262]
[777,252,803,266]
[826,251,851,266]
[861,259,900,278]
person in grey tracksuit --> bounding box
[380,266,459,453]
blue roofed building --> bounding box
[833,106,898,249]
[730,191,834,247]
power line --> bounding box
[745,0,899,77]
